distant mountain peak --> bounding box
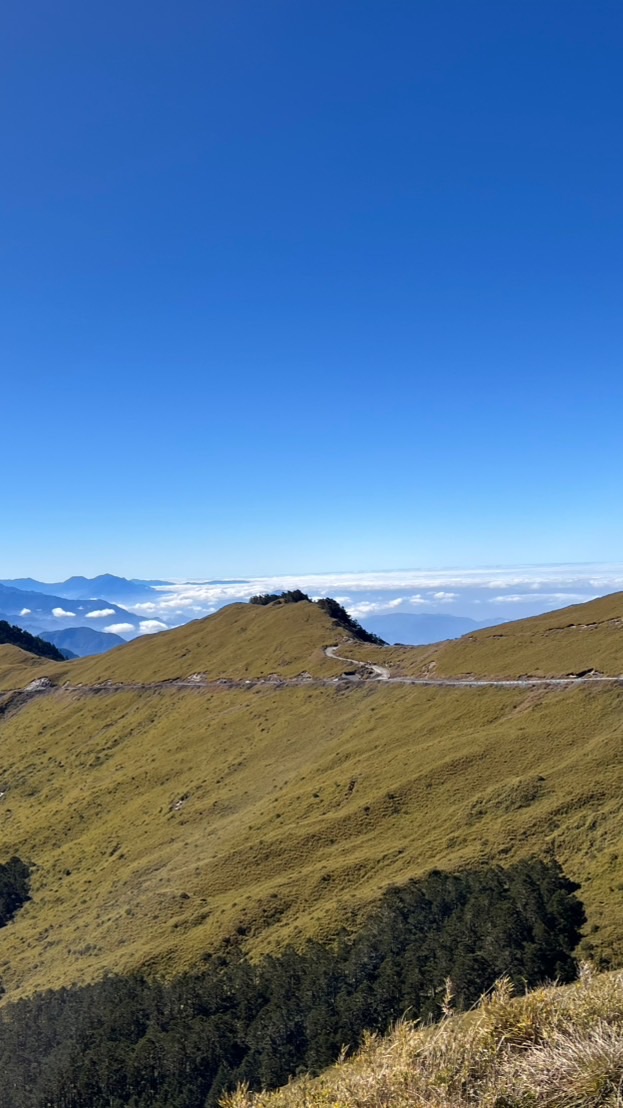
[41,626,127,658]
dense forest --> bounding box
[0,857,30,932]
[249,593,385,645]
[0,858,583,1108]
[0,621,64,662]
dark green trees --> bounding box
[315,598,385,644]
[0,856,31,928]
[247,593,386,645]
[0,621,64,662]
[249,590,311,606]
[0,858,584,1107]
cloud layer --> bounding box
[104,623,135,636]
[138,619,168,634]
[119,563,623,633]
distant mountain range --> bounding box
[0,574,164,605]
[360,612,506,645]
[40,627,127,657]
[1,576,509,650]
[0,583,140,638]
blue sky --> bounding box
[2,0,622,579]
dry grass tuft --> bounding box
[223,970,623,1108]
[501,1022,623,1106]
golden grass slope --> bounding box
[226,967,623,1108]
[0,645,56,690]
[2,675,623,999]
[349,591,623,678]
[1,596,623,999]
[3,591,623,691]
[69,602,347,684]
[0,602,345,692]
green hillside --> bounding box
[0,594,623,1002]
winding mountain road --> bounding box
[324,644,392,680]
[323,645,623,688]
[0,646,622,722]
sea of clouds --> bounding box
[123,563,623,633]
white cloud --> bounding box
[19,608,31,616]
[348,597,408,617]
[490,592,594,605]
[111,564,623,628]
[104,623,135,635]
[347,601,387,617]
[138,620,168,634]
[52,607,76,618]
[588,577,623,589]
[85,608,116,618]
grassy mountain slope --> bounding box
[67,601,345,683]
[1,675,623,998]
[350,591,623,678]
[0,645,59,689]
[0,601,346,692]
[1,595,623,1000]
[227,969,623,1108]
[0,648,70,692]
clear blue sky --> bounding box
[3,0,622,578]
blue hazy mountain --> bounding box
[0,584,139,636]
[0,574,164,605]
[40,627,127,657]
[360,612,505,646]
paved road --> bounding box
[325,644,392,680]
[1,648,622,719]
[323,645,623,688]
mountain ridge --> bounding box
[348,590,623,678]
[0,583,140,638]
[0,574,164,603]
[0,593,622,1000]
[360,611,506,645]
[40,627,127,657]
